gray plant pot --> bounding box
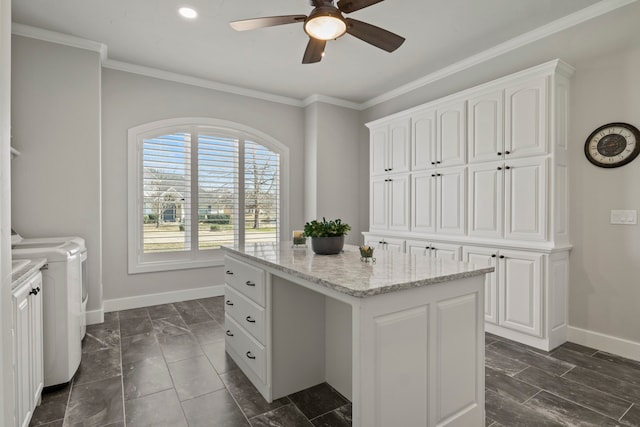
[310,236,345,255]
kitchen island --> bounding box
[222,243,493,426]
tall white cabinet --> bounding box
[365,59,574,351]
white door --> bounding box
[468,89,504,163]
[388,174,410,232]
[406,239,431,257]
[463,247,498,324]
[436,167,466,235]
[431,243,462,261]
[504,157,547,241]
[370,126,388,176]
[388,118,411,174]
[498,250,542,337]
[412,109,437,171]
[13,282,32,427]
[30,273,44,409]
[370,177,388,230]
[412,172,436,234]
[468,162,503,239]
[437,100,466,167]
[505,77,548,158]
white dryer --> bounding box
[12,232,85,387]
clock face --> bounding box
[584,123,640,168]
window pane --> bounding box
[198,134,239,250]
[244,140,279,244]
[142,133,191,253]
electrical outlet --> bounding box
[610,210,637,225]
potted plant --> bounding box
[304,217,351,255]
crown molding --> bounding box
[360,0,637,110]
[102,59,305,107]
[12,23,107,61]
[302,94,361,110]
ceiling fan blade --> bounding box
[345,18,405,52]
[229,15,306,31]
[302,38,326,64]
[337,0,384,14]
[311,0,325,6]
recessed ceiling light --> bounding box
[178,7,198,19]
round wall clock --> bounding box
[584,122,640,168]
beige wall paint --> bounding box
[11,36,103,312]
[568,46,640,343]
[101,68,305,302]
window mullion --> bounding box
[237,138,245,245]
[190,127,199,254]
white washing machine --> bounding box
[12,231,85,387]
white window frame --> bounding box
[128,117,289,274]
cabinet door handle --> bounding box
[497,152,502,156]
[245,281,256,287]
[437,173,442,177]
[491,254,497,258]
[225,270,234,275]
[497,167,502,170]
[499,255,505,259]
[388,178,393,182]
[225,300,234,306]
[246,316,256,323]
[505,166,511,170]
[436,161,441,164]
[431,174,436,177]
[505,151,511,155]
[246,351,256,360]
[29,289,38,296]
[388,168,393,171]
[225,330,234,337]
[431,161,436,165]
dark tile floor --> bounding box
[29,297,640,426]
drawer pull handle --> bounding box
[225,270,234,275]
[246,316,256,323]
[29,288,39,296]
[225,330,234,337]
[245,281,256,287]
[246,351,256,360]
[225,300,234,306]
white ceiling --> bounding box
[10,0,635,104]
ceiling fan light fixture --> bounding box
[304,9,347,40]
[178,7,198,19]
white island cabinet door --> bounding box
[468,162,503,239]
[498,250,543,337]
[468,89,504,163]
[504,157,547,241]
[505,76,548,158]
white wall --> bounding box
[1,0,13,424]
[304,102,361,244]
[10,36,103,313]
[101,68,305,303]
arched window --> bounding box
[128,118,288,273]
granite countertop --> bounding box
[222,242,494,298]
[11,258,47,290]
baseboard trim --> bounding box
[103,285,224,313]
[567,326,640,362]
[86,308,105,326]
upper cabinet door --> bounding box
[505,77,548,158]
[411,109,437,171]
[437,100,467,167]
[504,157,547,241]
[388,118,411,174]
[468,89,504,164]
[370,126,388,176]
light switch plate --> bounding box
[610,210,637,225]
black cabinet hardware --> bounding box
[497,167,502,170]
[491,254,497,258]
[499,255,505,259]
[226,330,234,337]
[246,351,256,360]
[246,316,256,323]
[225,300,234,306]
[245,281,256,287]
[225,270,234,275]
[497,152,502,156]
[505,151,510,155]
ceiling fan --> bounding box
[229,0,405,64]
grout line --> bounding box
[521,389,543,405]
[619,403,634,422]
[307,402,350,422]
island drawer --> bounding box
[224,255,266,306]
[225,314,266,383]
[224,285,266,344]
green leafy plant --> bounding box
[303,217,351,238]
